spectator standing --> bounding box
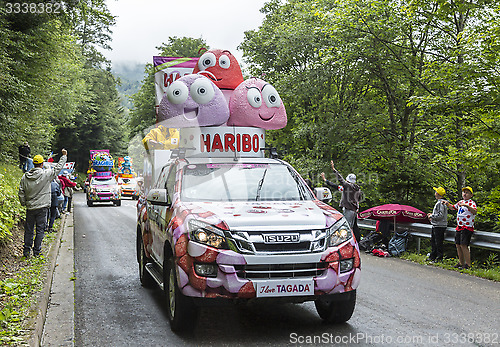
[58,173,77,213]
[47,178,62,233]
[321,161,362,241]
[427,186,448,262]
[18,149,67,257]
[18,142,31,172]
[443,187,477,269]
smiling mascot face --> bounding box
[227,78,287,130]
[192,49,244,90]
[157,74,229,127]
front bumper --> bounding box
[173,234,361,300]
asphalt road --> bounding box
[49,193,500,346]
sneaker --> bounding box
[453,263,463,269]
[463,264,470,270]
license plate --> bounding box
[100,196,110,200]
[255,279,314,297]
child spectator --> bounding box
[443,186,477,269]
[427,187,448,262]
[58,172,77,213]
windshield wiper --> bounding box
[255,168,268,201]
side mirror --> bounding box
[147,188,170,206]
[314,187,332,203]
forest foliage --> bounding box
[0,0,128,173]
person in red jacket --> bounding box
[58,173,77,213]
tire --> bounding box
[164,256,198,333]
[315,290,356,323]
[138,233,155,288]
[87,200,93,207]
[114,200,121,206]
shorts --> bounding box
[455,227,473,246]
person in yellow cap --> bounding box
[443,186,477,270]
[142,125,179,151]
[426,187,448,262]
[18,149,67,258]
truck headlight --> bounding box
[327,219,352,247]
[188,220,228,249]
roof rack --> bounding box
[260,146,279,159]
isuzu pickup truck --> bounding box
[136,127,361,332]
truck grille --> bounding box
[253,241,310,252]
[234,262,327,279]
[229,229,326,254]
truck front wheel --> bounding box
[87,200,93,207]
[164,257,198,332]
[315,290,356,323]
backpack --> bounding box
[50,181,62,207]
[388,229,409,256]
[358,230,384,252]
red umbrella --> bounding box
[358,203,428,225]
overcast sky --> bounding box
[103,0,269,66]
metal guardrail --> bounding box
[357,219,500,252]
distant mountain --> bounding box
[112,61,147,110]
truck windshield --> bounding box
[91,178,116,186]
[181,163,313,202]
[118,178,136,185]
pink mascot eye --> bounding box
[262,85,281,108]
[246,88,262,108]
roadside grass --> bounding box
[0,164,25,244]
[0,255,46,345]
[401,252,500,282]
[0,221,60,345]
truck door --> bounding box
[147,166,170,261]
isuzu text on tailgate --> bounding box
[136,50,360,332]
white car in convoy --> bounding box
[86,176,121,207]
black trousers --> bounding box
[24,207,48,256]
[430,226,446,260]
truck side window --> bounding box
[155,166,169,189]
[165,164,177,203]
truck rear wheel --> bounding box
[114,200,121,206]
[87,200,93,207]
[138,234,155,288]
[164,257,198,332]
[315,290,356,323]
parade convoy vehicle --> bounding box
[86,150,121,207]
[117,174,140,200]
[137,127,361,332]
[86,176,121,207]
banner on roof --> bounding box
[63,162,75,171]
[153,56,198,117]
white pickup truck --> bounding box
[136,127,361,332]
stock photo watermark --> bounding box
[289,332,499,345]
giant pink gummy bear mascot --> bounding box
[192,49,244,103]
[158,74,229,128]
[228,78,287,130]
